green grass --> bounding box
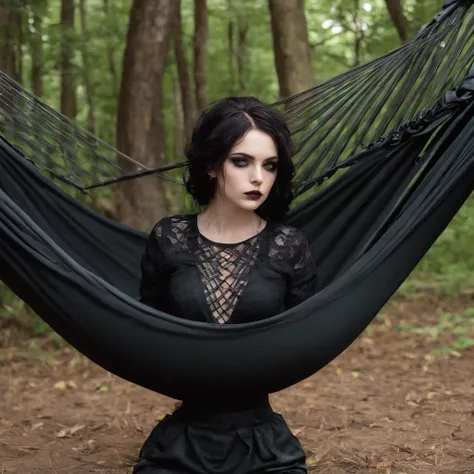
[397,308,474,355]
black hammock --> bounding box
[1,0,474,400]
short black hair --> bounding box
[184,97,294,221]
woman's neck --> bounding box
[198,202,266,243]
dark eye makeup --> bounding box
[230,155,278,172]
[264,161,278,172]
[231,157,248,167]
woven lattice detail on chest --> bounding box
[193,235,260,323]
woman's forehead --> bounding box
[231,130,277,156]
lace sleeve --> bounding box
[285,235,316,310]
[140,220,168,311]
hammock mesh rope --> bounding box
[0,0,472,196]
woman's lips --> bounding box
[244,191,262,200]
[244,191,262,201]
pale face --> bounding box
[210,129,279,213]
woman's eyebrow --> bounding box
[229,152,278,161]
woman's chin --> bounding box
[236,200,264,212]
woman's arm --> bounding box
[284,235,317,309]
[140,221,168,311]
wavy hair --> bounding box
[184,97,294,221]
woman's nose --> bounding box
[251,167,263,184]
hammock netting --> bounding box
[1,0,474,400]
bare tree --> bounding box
[193,0,208,113]
[268,0,316,98]
[115,0,176,231]
[60,0,76,118]
[172,0,197,140]
[385,0,411,44]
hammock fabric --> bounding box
[1,0,474,400]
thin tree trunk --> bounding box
[60,0,76,119]
[103,0,118,96]
[79,0,95,134]
[173,70,185,157]
[354,32,363,67]
[236,14,248,93]
[0,3,21,82]
[30,11,43,97]
[385,0,410,44]
[227,18,236,95]
[353,1,362,68]
[268,0,316,98]
[115,0,176,231]
[172,0,196,140]
[168,70,186,214]
[0,2,22,138]
[17,7,23,84]
[193,0,208,113]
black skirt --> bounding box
[132,397,307,474]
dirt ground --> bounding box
[1,297,474,474]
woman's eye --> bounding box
[264,162,278,172]
[230,157,277,171]
[231,157,248,167]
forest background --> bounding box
[1,0,474,338]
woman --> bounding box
[134,97,316,474]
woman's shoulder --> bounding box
[265,223,310,267]
[150,214,195,250]
[151,214,194,233]
[269,222,309,248]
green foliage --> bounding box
[0,282,53,337]
[397,307,474,355]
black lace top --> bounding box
[140,214,316,324]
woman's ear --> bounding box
[208,169,217,179]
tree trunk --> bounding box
[268,0,316,98]
[103,0,118,96]
[17,6,23,83]
[0,3,21,82]
[173,71,185,157]
[385,0,410,44]
[115,0,175,232]
[353,1,363,68]
[60,0,76,119]
[227,18,236,94]
[30,11,43,97]
[172,0,197,140]
[79,0,95,134]
[354,31,363,67]
[236,14,248,93]
[193,0,208,113]
[0,2,22,139]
